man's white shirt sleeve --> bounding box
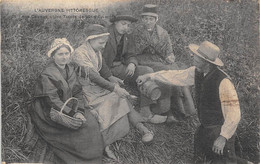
[149,66,195,86]
[219,78,241,140]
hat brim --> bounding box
[47,43,74,57]
[110,15,138,23]
[86,33,110,41]
[189,44,224,66]
[141,12,158,18]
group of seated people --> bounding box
[30,4,246,164]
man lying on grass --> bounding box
[137,41,251,164]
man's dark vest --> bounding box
[195,68,228,126]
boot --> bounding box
[136,123,154,143]
[104,145,117,160]
[140,105,167,124]
[166,115,179,124]
[148,114,167,124]
[165,111,179,124]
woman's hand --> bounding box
[108,76,124,85]
[165,54,175,64]
[125,63,136,77]
[74,112,87,123]
[113,84,130,98]
[136,75,151,86]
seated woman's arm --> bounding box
[38,74,76,117]
[99,57,112,79]
[99,58,124,85]
[78,64,116,92]
[89,68,115,92]
[73,50,117,92]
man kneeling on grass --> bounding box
[137,41,252,164]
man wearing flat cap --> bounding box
[133,4,195,123]
[137,41,241,163]
[102,10,167,124]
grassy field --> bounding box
[1,0,259,163]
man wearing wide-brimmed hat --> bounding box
[102,10,168,124]
[137,41,242,163]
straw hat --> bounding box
[110,10,138,23]
[189,41,224,66]
[141,4,159,18]
[47,38,74,57]
[85,24,110,41]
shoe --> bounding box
[142,131,154,143]
[147,114,167,124]
[166,115,179,124]
[104,146,117,160]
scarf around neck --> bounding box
[73,41,102,74]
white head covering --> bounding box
[85,24,110,41]
[47,38,74,57]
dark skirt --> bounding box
[31,99,104,164]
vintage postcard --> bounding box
[1,0,259,163]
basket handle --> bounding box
[59,97,79,114]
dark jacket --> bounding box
[31,61,104,164]
[34,62,84,114]
[102,25,138,69]
[133,24,173,59]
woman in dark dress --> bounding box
[30,38,104,164]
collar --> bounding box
[54,62,69,72]
[204,67,218,79]
[113,25,123,37]
[113,25,124,44]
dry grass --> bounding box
[1,0,259,163]
[101,115,199,164]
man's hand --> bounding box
[113,84,130,98]
[108,76,124,85]
[165,54,175,64]
[136,74,151,86]
[212,135,227,155]
[125,63,136,77]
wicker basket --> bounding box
[50,97,83,129]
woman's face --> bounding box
[53,47,71,67]
[142,15,157,30]
[89,35,109,52]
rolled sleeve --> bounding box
[99,57,112,79]
[126,56,138,66]
[219,78,241,140]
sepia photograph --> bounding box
[1,0,259,163]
